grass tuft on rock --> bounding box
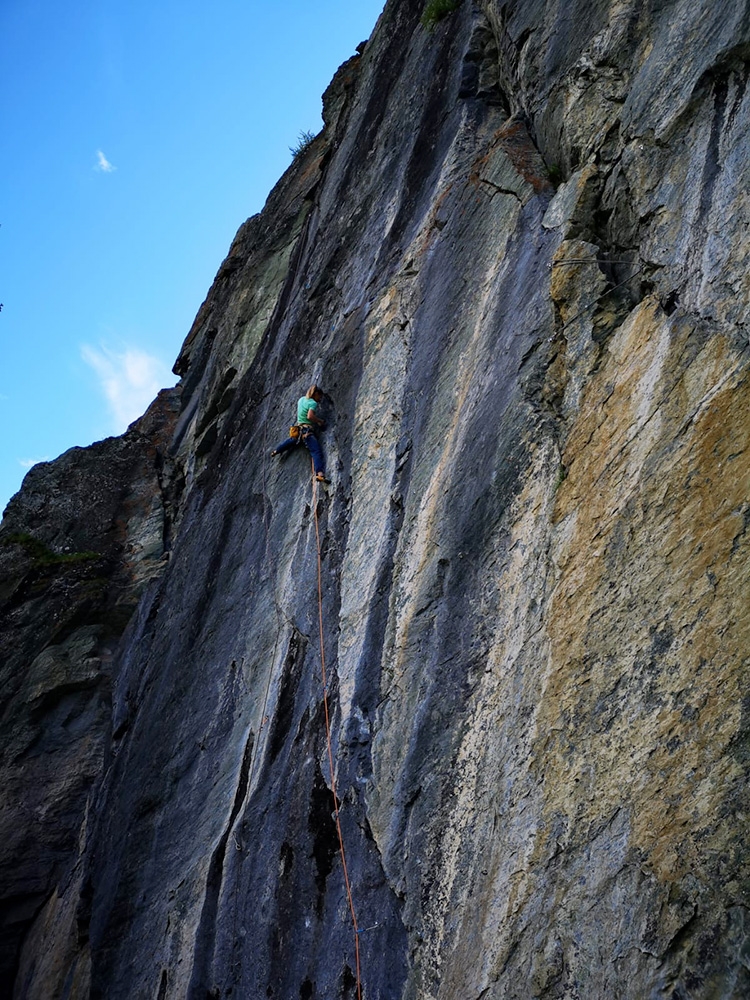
[421,0,462,30]
[2,532,100,566]
[554,464,569,491]
[289,130,317,159]
[547,163,564,187]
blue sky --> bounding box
[0,0,385,515]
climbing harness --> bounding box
[312,459,363,1000]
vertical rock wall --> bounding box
[1,0,748,997]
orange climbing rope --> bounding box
[311,461,363,1000]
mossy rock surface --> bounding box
[421,0,462,30]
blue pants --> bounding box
[274,431,325,476]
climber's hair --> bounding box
[307,384,322,399]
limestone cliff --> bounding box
[1,1,749,997]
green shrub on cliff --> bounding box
[421,0,462,30]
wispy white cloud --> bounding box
[81,344,170,432]
[95,149,116,173]
[18,457,50,469]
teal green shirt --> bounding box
[297,396,318,425]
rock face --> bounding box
[1,1,749,997]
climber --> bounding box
[271,384,329,483]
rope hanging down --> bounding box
[559,265,644,332]
[312,460,363,1000]
[550,258,638,265]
